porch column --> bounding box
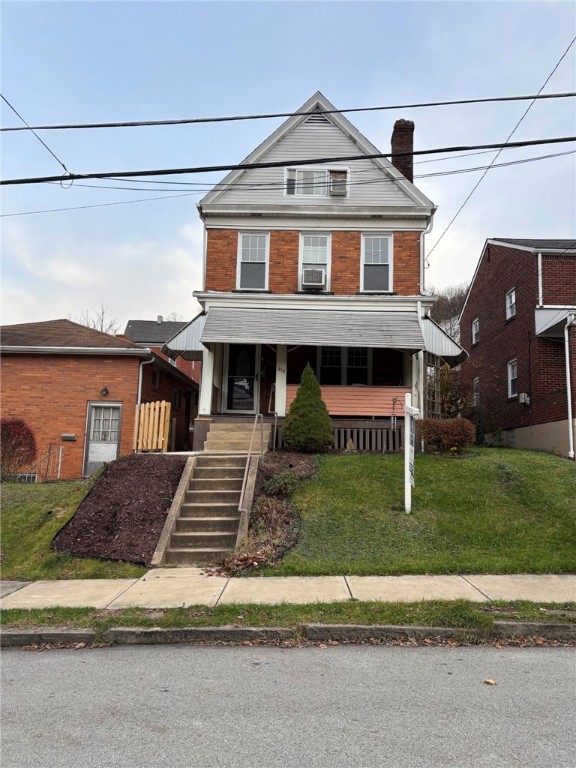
[275,344,288,417]
[198,347,215,416]
[411,351,425,413]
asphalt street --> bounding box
[1,645,575,768]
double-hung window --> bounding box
[507,359,518,398]
[300,233,330,289]
[471,317,480,345]
[238,232,268,290]
[362,234,392,292]
[505,288,516,320]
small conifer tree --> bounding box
[282,363,333,452]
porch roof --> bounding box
[200,307,425,349]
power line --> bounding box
[39,149,575,195]
[2,135,575,187]
[426,36,576,265]
[1,92,575,132]
[3,149,574,217]
[1,93,72,176]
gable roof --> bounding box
[489,238,576,252]
[124,319,188,345]
[1,319,150,356]
[199,91,434,211]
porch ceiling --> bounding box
[200,307,425,349]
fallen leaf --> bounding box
[484,678,497,686]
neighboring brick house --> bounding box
[165,92,464,450]
[459,239,576,458]
[0,320,198,479]
[124,316,201,384]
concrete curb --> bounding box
[2,622,575,648]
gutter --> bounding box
[1,346,151,357]
[420,211,435,294]
[565,314,576,460]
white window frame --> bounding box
[316,346,373,385]
[505,288,516,320]
[298,232,331,291]
[236,231,269,291]
[473,376,480,407]
[471,317,480,345]
[360,233,394,293]
[285,166,349,199]
[507,359,518,398]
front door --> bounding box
[225,344,259,413]
[84,403,122,476]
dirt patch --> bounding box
[52,455,187,566]
[212,451,318,575]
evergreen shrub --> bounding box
[281,364,333,453]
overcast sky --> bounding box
[2,0,575,330]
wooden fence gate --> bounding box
[134,401,172,452]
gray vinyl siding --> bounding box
[214,118,415,208]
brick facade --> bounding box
[205,228,421,296]
[460,242,576,445]
[1,353,197,480]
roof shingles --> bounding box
[1,319,146,350]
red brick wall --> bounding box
[0,355,141,480]
[542,255,576,305]
[140,363,197,451]
[205,228,421,296]
[150,346,201,383]
[460,243,574,432]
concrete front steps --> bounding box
[164,455,246,566]
[204,421,272,453]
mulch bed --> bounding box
[52,455,187,566]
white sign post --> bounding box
[403,393,420,514]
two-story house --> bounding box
[165,92,465,451]
[459,238,576,458]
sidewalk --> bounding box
[1,571,575,609]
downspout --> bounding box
[564,313,575,460]
[537,252,543,307]
[137,357,155,405]
[420,213,435,294]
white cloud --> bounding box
[2,220,204,327]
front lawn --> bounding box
[267,448,576,576]
[1,480,146,580]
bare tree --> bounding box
[429,283,469,341]
[164,312,184,322]
[70,303,121,335]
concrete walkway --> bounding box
[1,572,574,609]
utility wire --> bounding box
[3,149,574,217]
[41,149,575,195]
[0,93,72,175]
[2,135,575,187]
[426,36,576,265]
[1,92,575,132]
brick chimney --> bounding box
[391,119,415,183]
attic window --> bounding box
[286,168,348,197]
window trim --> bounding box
[284,166,349,199]
[236,231,270,291]
[472,376,480,407]
[360,233,394,293]
[298,232,332,291]
[507,358,518,398]
[471,317,480,345]
[505,287,516,320]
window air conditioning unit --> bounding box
[301,268,326,289]
[518,392,530,405]
[329,171,347,197]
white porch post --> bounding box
[199,347,215,416]
[411,351,425,411]
[275,344,288,417]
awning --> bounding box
[162,312,206,361]
[421,317,467,365]
[200,307,425,349]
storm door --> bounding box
[224,344,259,413]
[84,403,122,476]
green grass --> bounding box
[264,448,576,576]
[2,601,574,637]
[0,480,146,580]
